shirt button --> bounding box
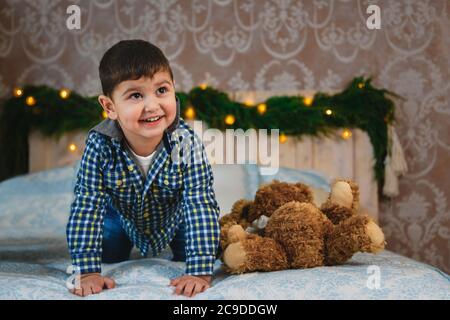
[116,180,122,186]
[164,180,169,186]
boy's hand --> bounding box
[170,275,212,297]
[69,272,116,297]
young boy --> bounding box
[66,40,220,298]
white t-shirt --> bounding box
[124,140,156,177]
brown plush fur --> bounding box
[266,202,333,268]
[248,180,313,222]
[219,199,253,229]
[346,180,360,212]
[225,234,289,274]
[219,221,237,250]
[320,179,360,225]
[220,180,385,274]
[325,215,372,265]
[219,199,253,249]
[320,202,355,225]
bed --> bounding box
[0,163,449,300]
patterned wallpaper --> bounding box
[0,0,449,273]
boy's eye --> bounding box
[157,87,168,95]
[129,92,142,100]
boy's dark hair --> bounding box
[99,39,174,98]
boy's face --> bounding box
[98,70,177,145]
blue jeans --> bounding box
[101,202,187,263]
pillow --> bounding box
[0,164,78,240]
[211,164,247,216]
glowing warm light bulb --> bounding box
[303,96,313,107]
[59,89,70,99]
[185,106,196,120]
[358,82,365,89]
[13,88,23,97]
[279,133,287,144]
[341,129,352,140]
[224,114,235,125]
[244,99,254,107]
[25,96,36,106]
[199,83,208,90]
[325,109,333,116]
[257,103,267,115]
[68,143,77,152]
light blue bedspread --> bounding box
[0,164,448,300]
[0,242,449,300]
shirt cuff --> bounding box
[185,255,216,276]
[70,252,102,275]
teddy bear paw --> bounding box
[223,241,246,272]
[365,220,386,253]
[227,224,248,243]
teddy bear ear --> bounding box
[294,183,314,202]
[231,199,254,219]
[259,179,279,189]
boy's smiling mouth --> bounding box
[139,115,164,122]
[138,115,165,126]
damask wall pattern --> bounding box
[0,0,449,273]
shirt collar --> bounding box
[89,95,181,141]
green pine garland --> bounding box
[0,77,397,196]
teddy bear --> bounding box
[219,179,386,274]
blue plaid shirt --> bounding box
[66,101,220,276]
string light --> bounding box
[59,89,70,99]
[68,143,77,152]
[257,103,267,115]
[224,114,235,125]
[303,96,313,107]
[199,83,208,90]
[25,96,36,106]
[0,78,391,192]
[13,88,23,97]
[184,106,196,120]
[341,129,352,140]
[279,133,287,144]
[102,111,108,119]
[243,99,254,107]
